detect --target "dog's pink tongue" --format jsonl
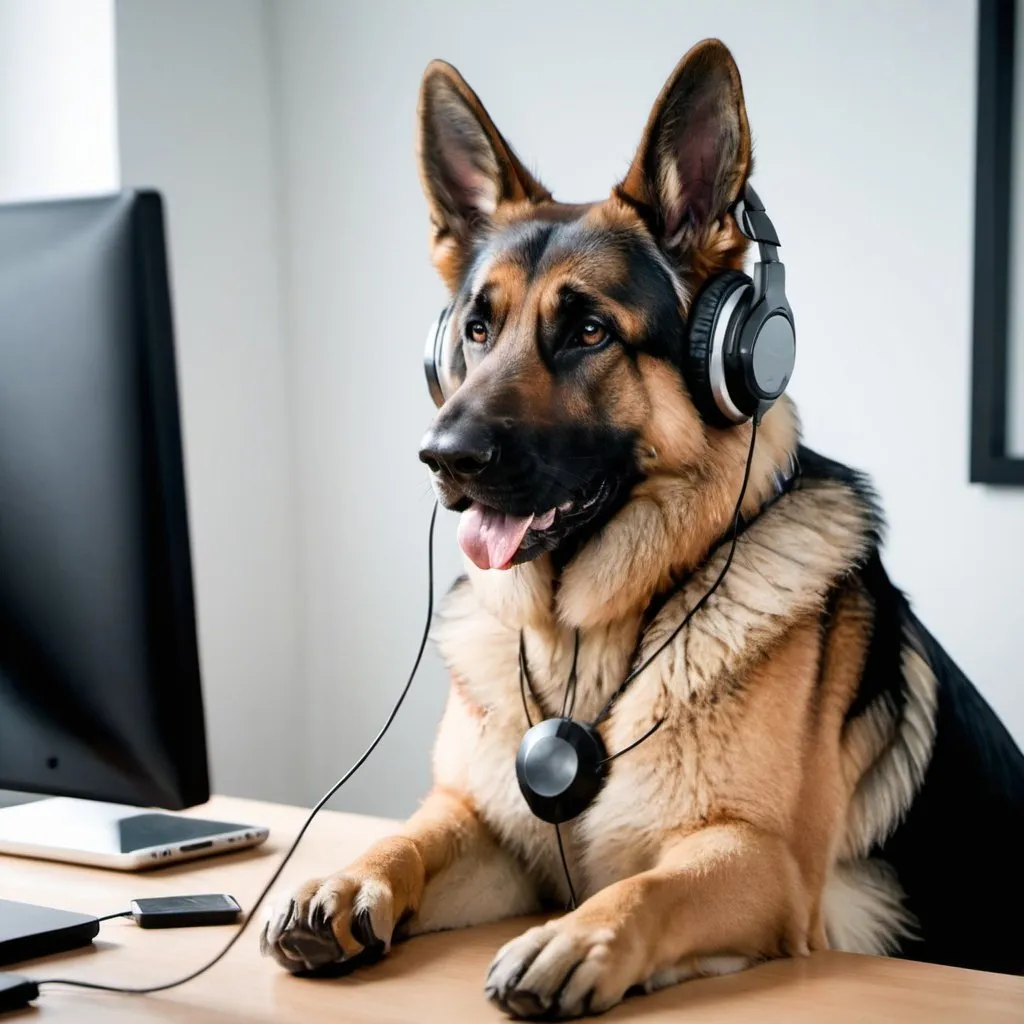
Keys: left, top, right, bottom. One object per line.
{"left": 458, "top": 503, "right": 535, "bottom": 570}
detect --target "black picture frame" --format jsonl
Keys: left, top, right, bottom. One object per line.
{"left": 972, "top": 0, "right": 1024, "bottom": 483}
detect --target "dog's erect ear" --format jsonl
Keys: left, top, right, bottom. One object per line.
{"left": 418, "top": 60, "right": 550, "bottom": 288}
{"left": 617, "top": 40, "right": 751, "bottom": 258}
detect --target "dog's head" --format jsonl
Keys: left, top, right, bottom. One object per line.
{"left": 417, "top": 40, "right": 752, "bottom": 571}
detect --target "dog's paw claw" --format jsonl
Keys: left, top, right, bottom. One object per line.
{"left": 351, "top": 907, "right": 380, "bottom": 950}
{"left": 504, "top": 989, "right": 547, "bottom": 1018}
{"left": 261, "top": 874, "right": 396, "bottom": 975}
{"left": 486, "top": 922, "right": 629, "bottom": 1019}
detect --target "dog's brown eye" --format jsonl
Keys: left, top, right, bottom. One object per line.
{"left": 578, "top": 320, "right": 607, "bottom": 346}
{"left": 467, "top": 321, "right": 488, "bottom": 344}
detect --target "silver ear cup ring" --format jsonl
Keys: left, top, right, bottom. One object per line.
{"left": 423, "top": 306, "right": 452, "bottom": 407}
{"left": 709, "top": 281, "right": 752, "bottom": 424}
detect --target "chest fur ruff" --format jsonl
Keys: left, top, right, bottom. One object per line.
{"left": 432, "top": 475, "right": 873, "bottom": 902}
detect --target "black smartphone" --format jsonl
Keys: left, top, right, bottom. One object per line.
{"left": 129, "top": 894, "right": 242, "bottom": 929}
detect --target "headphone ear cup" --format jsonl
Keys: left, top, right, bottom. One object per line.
{"left": 424, "top": 306, "right": 465, "bottom": 407}
{"left": 424, "top": 319, "right": 445, "bottom": 408}
{"left": 684, "top": 269, "right": 752, "bottom": 427}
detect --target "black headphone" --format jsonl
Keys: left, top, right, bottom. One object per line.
{"left": 423, "top": 182, "right": 795, "bottom": 427}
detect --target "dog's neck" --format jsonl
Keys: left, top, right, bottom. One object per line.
{"left": 463, "top": 398, "right": 802, "bottom": 632}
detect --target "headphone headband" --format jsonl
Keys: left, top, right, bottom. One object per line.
{"left": 733, "top": 185, "right": 779, "bottom": 250}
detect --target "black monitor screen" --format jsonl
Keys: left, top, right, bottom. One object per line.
{"left": 0, "top": 192, "right": 208, "bottom": 809}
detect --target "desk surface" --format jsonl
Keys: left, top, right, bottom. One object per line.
{"left": 0, "top": 796, "right": 1021, "bottom": 1022}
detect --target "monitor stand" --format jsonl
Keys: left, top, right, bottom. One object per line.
{"left": 0, "top": 797, "right": 269, "bottom": 871}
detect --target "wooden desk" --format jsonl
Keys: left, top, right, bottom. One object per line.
{"left": 0, "top": 796, "right": 1021, "bottom": 1021}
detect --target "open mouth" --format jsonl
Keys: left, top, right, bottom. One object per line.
{"left": 456, "top": 481, "right": 612, "bottom": 571}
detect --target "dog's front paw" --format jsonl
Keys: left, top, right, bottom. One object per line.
{"left": 486, "top": 917, "right": 642, "bottom": 1019}
{"left": 259, "top": 872, "right": 396, "bottom": 975}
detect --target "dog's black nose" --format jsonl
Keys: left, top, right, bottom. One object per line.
{"left": 419, "top": 426, "right": 497, "bottom": 482}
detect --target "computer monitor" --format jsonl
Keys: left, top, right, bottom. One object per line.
{"left": 0, "top": 193, "right": 269, "bottom": 878}
{"left": 0, "top": 190, "right": 208, "bottom": 810}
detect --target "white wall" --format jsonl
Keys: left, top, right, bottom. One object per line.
{"left": 270, "top": 0, "right": 1023, "bottom": 819}
{"left": 268, "top": 1, "right": 462, "bottom": 817}
{"left": 115, "top": 0, "right": 305, "bottom": 803}
{"left": 0, "top": 0, "right": 119, "bottom": 201}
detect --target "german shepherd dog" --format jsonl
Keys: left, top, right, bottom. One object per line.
{"left": 262, "top": 40, "right": 1024, "bottom": 1015}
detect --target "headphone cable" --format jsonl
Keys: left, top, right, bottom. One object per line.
{"left": 34, "top": 502, "right": 439, "bottom": 997}
{"left": 554, "top": 824, "right": 578, "bottom": 910}
{"left": 518, "top": 633, "right": 536, "bottom": 729}
{"left": 592, "top": 413, "right": 760, "bottom": 729}
{"left": 534, "top": 416, "right": 761, "bottom": 909}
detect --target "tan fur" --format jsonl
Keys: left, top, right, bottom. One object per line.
{"left": 556, "top": 399, "right": 801, "bottom": 628}
{"left": 822, "top": 859, "right": 917, "bottom": 957}
{"left": 840, "top": 620, "right": 938, "bottom": 859}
